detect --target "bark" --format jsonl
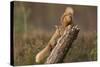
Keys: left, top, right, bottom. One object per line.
{"left": 45, "top": 25, "right": 80, "bottom": 64}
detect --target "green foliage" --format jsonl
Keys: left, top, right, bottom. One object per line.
{"left": 89, "top": 47, "right": 97, "bottom": 60}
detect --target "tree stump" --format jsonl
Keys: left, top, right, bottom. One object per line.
{"left": 45, "top": 25, "right": 80, "bottom": 64}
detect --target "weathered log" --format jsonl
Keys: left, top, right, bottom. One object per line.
{"left": 45, "top": 25, "right": 80, "bottom": 64}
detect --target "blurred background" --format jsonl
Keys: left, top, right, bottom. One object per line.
{"left": 13, "top": 1, "right": 97, "bottom": 65}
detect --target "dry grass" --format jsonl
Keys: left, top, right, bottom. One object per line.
{"left": 14, "top": 28, "right": 97, "bottom": 65}
{"left": 14, "top": 28, "right": 53, "bottom": 65}
{"left": 63, "top": 31, "right": 97, "bottom": 62}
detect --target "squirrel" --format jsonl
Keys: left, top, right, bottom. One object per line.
{"left": 35, "top": 7, "right": 74, "bottom": 63}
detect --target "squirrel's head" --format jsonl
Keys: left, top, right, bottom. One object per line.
{"left": 64, "top": 7, "right": 74, "bottom": 23}
{"left": 65, "top": 7, "right": 74, "bottom": 16}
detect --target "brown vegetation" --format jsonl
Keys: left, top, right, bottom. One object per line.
{"left": 14, "top": 28, "right": 97, "bottom": 65}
